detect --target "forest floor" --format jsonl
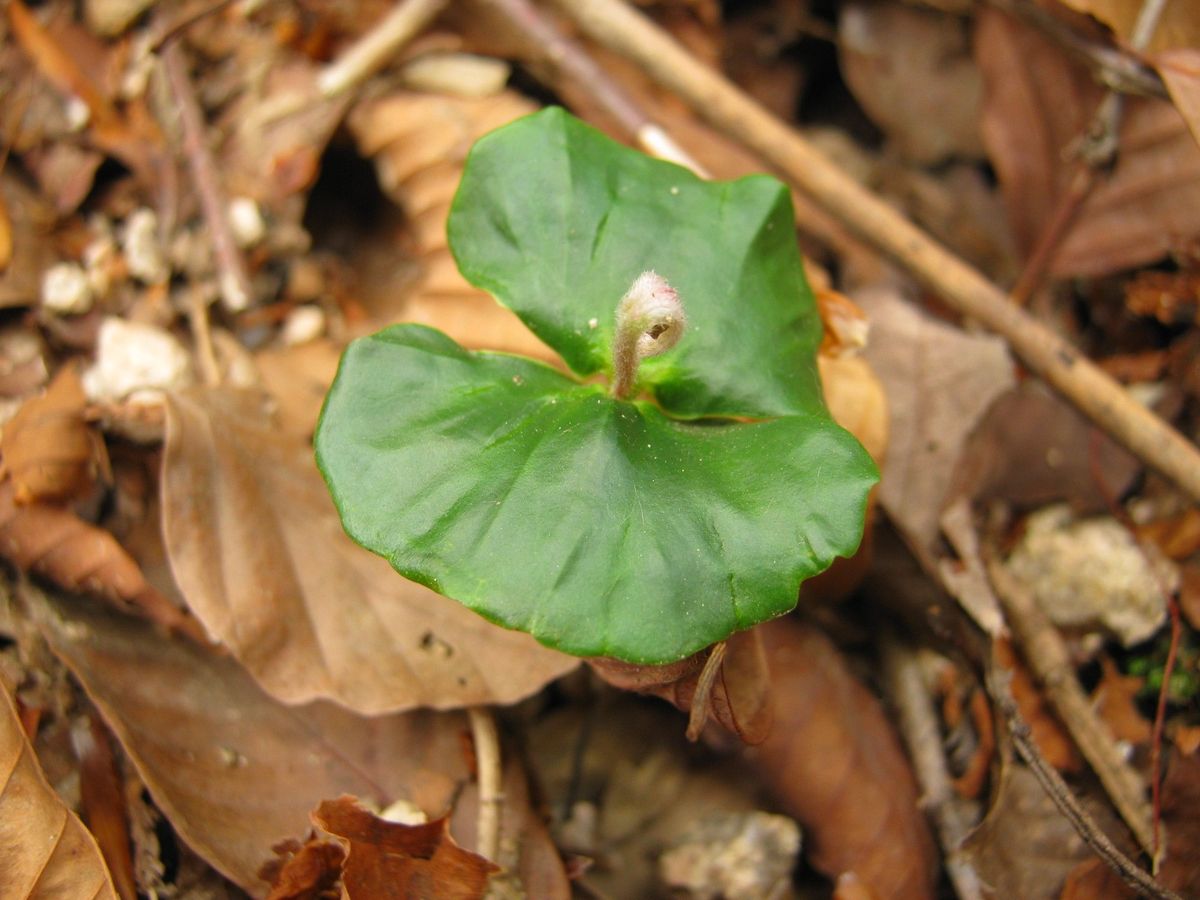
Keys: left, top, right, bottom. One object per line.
{"left": 1, "top": 0, "right": 1199, "bottom": 898}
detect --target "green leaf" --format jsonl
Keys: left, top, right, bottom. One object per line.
{"left": 447, "top": 106, "right": 823, "bottom": 419}
{"left": 316, "top": 108, "right": 879, "bottom": 663}
{"left": 316, "top": 325, "right": 877, "bottom": 663}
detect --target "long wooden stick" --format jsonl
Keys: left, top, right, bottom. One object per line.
{"left": 549, "top": 0, "right": 1200, "bottom": 506}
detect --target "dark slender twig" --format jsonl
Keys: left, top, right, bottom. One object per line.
{"left": 993, "top": 683, "right": 1182, "bottom": 900}
{"left": 160, "top": 39, "right": 254, "bottom": 313}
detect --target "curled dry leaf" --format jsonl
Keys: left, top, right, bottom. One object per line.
{"left": 347, "top": 89, "right": 558, "bottom": 357}
{"left": 161, "top": 387, "right": 577, "bottom": 714}
{"left": 751, "top": 618, "right": 937, "bottom": 900}
{"left": 22, "top": 584, "right": 567, "bottom": 896}
{"left": 260, "top": 835, "right": 345, "bottom": 900}
{"left": 313, "top": 797, "right": 499, "bottom": 900}
{"left": 589, "top": 626, "right": 773, "bottom": 744}
{"left": 976, "top": 8, "right": 1200, "bottom": 277}
{"left": 0, "top": 682, "right": 119, "bottom": 900}
{"left": 0, "top": 363, "right": 108, "bottom": 503}
{"left": 0, "top": 479, "right": 201, "bottom": 639}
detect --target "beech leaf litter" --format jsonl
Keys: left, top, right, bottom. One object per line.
{"left": 0, "top": 0, "right": 1199, "bottom": 897}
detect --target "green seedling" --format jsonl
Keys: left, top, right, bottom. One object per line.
{"left": 315, "top": 108, "right": 878, "bottom": 664}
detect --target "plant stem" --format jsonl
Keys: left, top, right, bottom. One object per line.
{"left": 467, "top": 705, "right": 502, "bottom": 864}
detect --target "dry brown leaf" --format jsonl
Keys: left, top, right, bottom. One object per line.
{"left": 0, "top": 183, "right": 11, "bottom": 272}
{"left": 22, "top": 583, "right": 568, "bottom": 896}
{"left": 1159, "top": 750, "right": 1200, "bottom": 895}
{"left": 838, "top": 0, "right": 985, "bottom": 165}
{"left": 751, "top": 618, "right": 937, "bottom": 900}
{"left": 313, "top": 798, "right": 499, "bottom": 900}
{"left": 161, "top": 387, "right": 577, "bottom": 714}
{"left": 1125, "top": 269, "right": 1200, "bottom": 327}
{"left": 0, "top": 170, "right": 56, "bottom": 309}
{"left": 0, "top": 478, "right": 201, "bottom": 639}
{"left": 1059, "top": 857, "right": 1135, "bottom": 899}
{"left": 1155, "top": 49, "right": 1200, "bottom": 155}
{"left": 962, "top": 763, "right": 1123, "bottom": 900}
{"left": 1, "top": 363, "right": 107, "bottom": 503}
{"left": 857, "top": 284, "right": 1015, "bottom": 553}
{"left": 1091, "top": 657, "right": 1152, "bottom": 748}
{"left": 260, "top": 835, "right": 345, "bottom": 900}
{"left": 76, "top": 710, "right": 137, "bottom": 900}
{"left": 7, "top": 0, "right": 162, "bottom": 188}
{"left": 347, "top": 89, "right": 556, "bottom": 350}
{"left": 215, "top": 61, "right": 350, "bottom": 207}
{"left": 996, "top": 639, "right": 1082, "bottom": 772}
{"left": 1056, "top": 0, "right": 1200, "bottom": 53}
{"left": 589, "top": 626, "right": 773, "bottom": 744}
{"left": 950, "top": 381, "right": 1141, "bottom": 514}
{"left": 253, "top": 338, "right": 343, "bottom": 437}
{"left": 976, "top": 8, "right": 1200, "bottom": 277}
{"left": 0, "top": 680, "right": 119, "bottom": 900}
{"left": 1181, "top": 563, "right": 1200, "bottom": 631}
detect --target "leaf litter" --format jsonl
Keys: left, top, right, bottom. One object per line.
{"left": 1, "top": 0, "right": 1200, "bottom": 897}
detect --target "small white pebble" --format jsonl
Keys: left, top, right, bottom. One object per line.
{"left": 82, "top": 231, "right": 117, "bottom": 299}
{"left": 64, "top": 95, "right": 90, "bottom": 131}
{"left": 280, "top": 305, "right": 326, "bottom": 346}
{"left": 82, "top": 317, "right": 193, "bottom": 402}
{"left": 379, "top": 799, "right": 427, "bottom": 826}
{"left": 227, "top": 196, "right": 266, "bottom": 248}
{"left": 121, "top": 208, "right": 169, "bottom": 285}
{"left": 41, "top": 262, "right": 94, "bottom": 315}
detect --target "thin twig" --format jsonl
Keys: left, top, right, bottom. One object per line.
{"left": 480, "top": 0, "right": 707, "bottom": 174}
{"left": 467, "top": 705, "right": 503, "bottom": 863}
{"left": 548, "top": 0, "right": 1200, "bottom": 506}
{"left": 984, "top": 551, "right": 1156, "bottom": 854}
{"left": 991, "top": 677, "right": 1183, "bottom": 900}
{"left": 878, "top": 629, "right": 985, "bottom": 900}
{"left": 160, "top": 40, "right": 253, "bottom": 313}
{"left": 317, "top": 0, "right": 449, "bottom": 99}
